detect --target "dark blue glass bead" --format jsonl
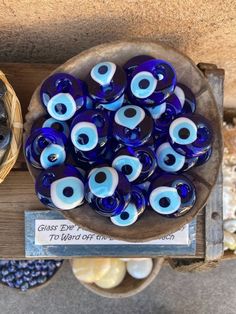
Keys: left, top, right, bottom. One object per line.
{"left": 123, "top": 55, "right": 155, "bottom": 77}
{"left": 128, "top": 59, "right": 176, "bottom": 107}
{"left": 31, "top": 270, "right": 41, "bottom": 277}
{"left": 86, "top": 61, "right": 127, "bottom": 104}
{"left": 31, "top": 115, "right": 70, "bottom": 139}
{"left": 20, "top": 282, "right": 29, "bottom": 292}
{"left": 0, "top": 125, "right": 11, "bottom": 150}
{"left": 195, "top": 147, "right": 212, "bottom": 166}
{"left": 23, "top": 275, "right": 32, "bottom": 282}
{"left": 40, "top": 73, "right": 87, "bottom": 113}
{"left": 0, "top": 261, "right": 8, "bottom": 266}
{"left": 7, "top": 281, "right": 15, "bottom": 288}
{"left": 15, "top": 270, "right": 24, "bottom": 279}
{"left": 148, "top": 174, "right": 196, "bottom": 217}
{"left": 35, "top": 165, "right": 85, "bottom": 210}
{"left": 8, "top": 265, "right": 16, "bottom": 273}
{"left": 0, "top": 99, "right": 7, "bottom": 122}
{"left": 181, "top": 156, "right": 198, "bottom": 172}
{"left": 156, "top": 141, "right": 186, "bottom": 173}
{"left": 85, "top": 166, "right": 131, "bottom": 217}
{"left": 23, "top": 269, "right": 31, "bottom": 276}
{"left": 18, "top": 261, "right": 29, "bottom": 269}
{"left": 154, "top": 94, "right": 182, "bottom": 133}
{"left": 113, "top": 105, "right": 153, "bottom": 147}
{"left": 112, "top": 146, "right": 157, "bottom": 184}
{"left": 169, "top": 114, "right": 213, "bottom": 158}
{"left": 111, "top": 186, "right": 146, "bottom": 227}
{"left": 41, "top": 270, "right": 48, "bottom": 276}
{"left": 55, "top": 261, "right": 62, "bottom": 267}
{"left": 37, "top": 276, "right": 47, "bottom": 284}
{"left": 48, "top": 261, "right": 56, "bottom": 271}
{"left": 25, "top": 127, "right": 66, "bottom": 169}
{"left": 96, "top": 94, "right": 125, "bottom": 111}
{"left": 70, "top": 109, "right": 110, "bottom": 160}
{"left": 174, "top": 83, "right": 196, "bottom": 113}
{"left": 1, "top": 267, "right": 9, "bottom": 276}
{"left": 29, "top": 279, "right": 38, "bottom": 287}
{"left": 5, "top": 274, "right": 15, "bottom": 282}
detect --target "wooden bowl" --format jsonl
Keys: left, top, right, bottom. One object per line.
{"left": 78, "top": 258, "right": 164, "bottom": 299}
{"left": 0, "top": 71, "right": 23, "bottom": 183}
{"left": 24, "top": 41, "right": 223, "bottom": 242}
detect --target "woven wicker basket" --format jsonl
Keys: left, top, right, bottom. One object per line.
{"left": 0, "top": 71, "right": 23, "bottom": 183}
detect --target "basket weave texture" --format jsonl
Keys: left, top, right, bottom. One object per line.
{"left": 0, "top": 70, "right": 23, "bottom": 183}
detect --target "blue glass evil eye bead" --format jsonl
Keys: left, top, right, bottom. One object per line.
{"left": 40, "top": 72, "right": 87, "bottom": 109}
{"left": 148, "top": 174, "right": 196, "bottom": 217}
{"left": 195, "top": 146, "right": 212, "bottom": 167}
{"left": 112, "top": 146, "right": 157, "bottom": 184}
{"left": 31, "top": 115, "right": 70, "bottom": 138}
{"left": 35, "top": 165, "right": 85, "bottom": 210}
{"left": 111, "top": 186, "right": 146, "bottom": 227}
{"left": 154, "top": 94, "right": 182, "bottom": 133}
{"left": 25, "top": 128, "right": 66, "bottom": 169}
{"left": 174, "top": 83, "right": 196, "bottom": 113}
{"left": 169, "top": 114, "right": 213, "bottom": 158}
{"left": 123, "top": 55, "right": 155, "bottom": 77}
{"left": 129, "top": 59, "right": 176, "bottom": 107}
{"left": 156, "top": 142, "right": 185, "bottom": 173}
{"left": 113, "top": 105, "right": 153, "bottom": 147}
{"left": 86, "top": 61, "right": 127, "bottom": 104}
{"left": 85, "top": 166, "right": 131, "bottom": 217}
{"left": 70, "top": 109, "right": 110, "bottom": 160}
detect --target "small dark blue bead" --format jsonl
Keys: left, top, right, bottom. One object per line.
{"left": 15, "top": 270, "right": 23, "bottom": 279}
{"left": 20, "top": 282, "right": 29, "bottom": 292}
{"left": 37, "top": 276, "right": 47, "bottom": 284}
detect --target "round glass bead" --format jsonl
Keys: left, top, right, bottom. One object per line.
{"left": 110, "top": 186, "right": 146, "bottom": 227}
{"left": 174, "top": 83, "right": 196, "bottom": 113}
{"left": 85, "top": 166, "right": 131, "bottom": 217}
{"left": 0, "top": 99, "right": 7, "bottom": 122}
{"left": 123, "top": 55, "right": 155, "bottom": 77}
{"left": 70, "top": 109, "right": 110, "bottom": 160}
{"left": 169, "top": 114, "right": 213, "bottom": 157}
{"left": 25, "top": 127, "right": 66, "bottom": 169}
{"left": 31, "top": 115, "right": 70, "bottom": 139}
{"left": 35, "top": 165, "right": 85, "bottom": 210}
{"left": 113, "top": 105, "right": 153, "bottom": 147}
{"left": 148, "top": 174, "right": 196, "bottom": 217}
{"left": 0, "top": 125, "right": 11, "bottom": 150}
{"left": 153, "top": 94, "right": 182, "bottom": 133}
{"left": 40, "top": 72, "right": 87, "bottom": 111}
{"left": 112, "top": 146, "right": 157, "bottom": 184}
{"left": 128, "top": 59, "right": 176, "bottom": 107}
{"left": 86, "top": 61, "right": 127, "bottom": 104}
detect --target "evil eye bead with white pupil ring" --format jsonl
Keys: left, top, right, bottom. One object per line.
{"left": 70, "top": 109, "right": 109, "bottom": 156}
{"left": 148, "top": 174, "right": 196, "bottom": 216}
{"left": 85, "top": 166, "right": 131, "bottom": 217}
{"left": 112, "top": 146, "right": 157, "bottom": 184}
{"left": 35, "top": 165, "right": 85, "bottom": 210}
{"left": 86, "top": 61, "right": 127, "bottom": 104}
{"left": 153, "top": 94, "right": 182, "bottom": 133}
{"left": 31, "top": 115, "right": 70, "bottom": 138}
{"left": 40, "top": 72, "right": 87, "bottom": 111}
{"left": 113, "top": 105, "right": 153, "bottom": 147}
{"left": 169, "top": 114, "right": 213, "bottom": 158}
{"left": 111, "top": 186, "right": 146, "bottom": 227}
{"left": 156, "top": 142, "right": 185, "bottom": 173}
{"left": 25, "top": 128, "right": 67, "bottom": 169}
{"left": 174, "top": 83, "right": 196, "bottom": 114}
{"left": 123, "top": 55, "right": 155, "bottom": 77}
{"left": 129, "top": 59, "right": 176, "bottom": 107}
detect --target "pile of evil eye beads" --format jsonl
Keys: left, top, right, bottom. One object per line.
{"left": 0, "top": 260, "right": 63, "bottom": 291}
{"left": 25, "top": 55, "right": 213, "bottom": 226}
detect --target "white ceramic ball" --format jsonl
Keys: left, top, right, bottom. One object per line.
{"left": 127, "top": 258, "right": 153, "bottom": 279}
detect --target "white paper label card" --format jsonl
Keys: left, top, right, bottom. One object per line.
{"left": 25, "top": 211, "right": 196, "bottom": 257}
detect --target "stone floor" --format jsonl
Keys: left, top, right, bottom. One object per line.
{"left": 0, "top": 259, "right": 235, "bottom": 314}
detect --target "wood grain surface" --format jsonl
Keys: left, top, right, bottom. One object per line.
{"left": 0, "top": 62, "right": 205, "bottom": 259}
